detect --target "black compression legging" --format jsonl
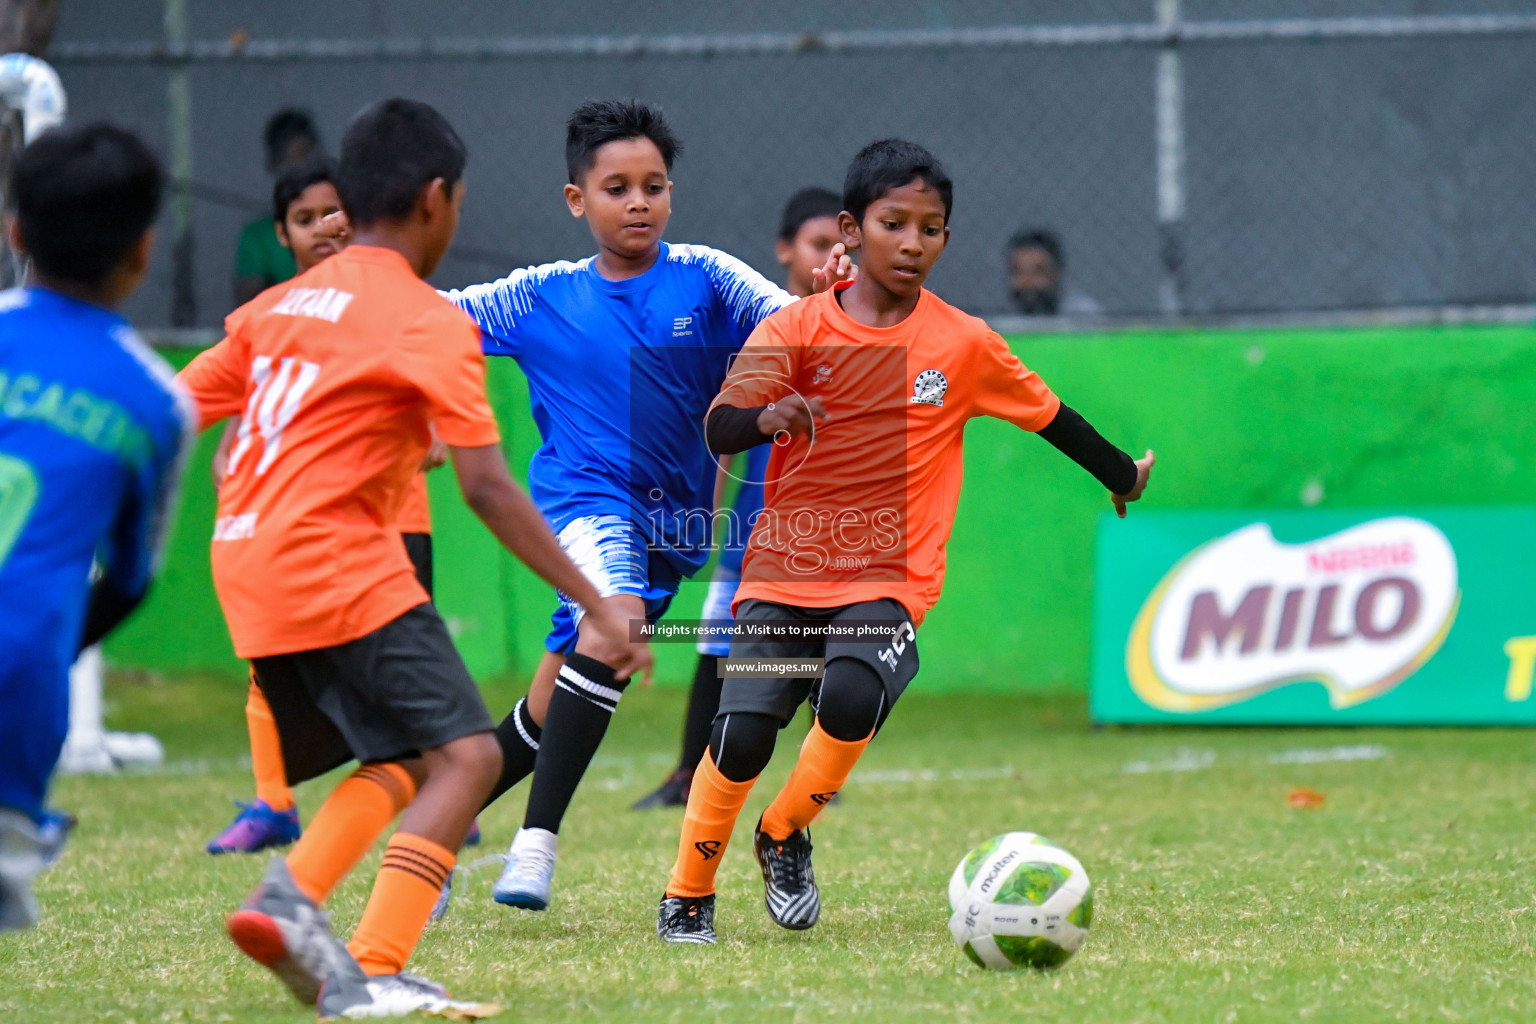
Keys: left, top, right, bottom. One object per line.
{"left": 710, "top": 657, "right": 890, "bottom": 783}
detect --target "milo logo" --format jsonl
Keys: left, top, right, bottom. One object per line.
{"left": 1127, "top": 518, "right": 1460, "bottom": 711}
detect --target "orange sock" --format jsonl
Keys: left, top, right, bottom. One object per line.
{"left": 246, "top": 678, "right": 294, "bottom": 812}
{"left": 348, "top": 832, "right": 456, "bottom": 976}
{"left": 666, "top": 753, "right": 756, "bottom": 898}
{"left": 285, "top": 763, "right": 416, "bottom": 905}
{"left": 760, "top": 722, "right": 869, "bottom": 841}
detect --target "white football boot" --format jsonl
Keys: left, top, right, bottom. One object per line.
{"left": 490, "top": 827, "right": 557, "bottom": 910}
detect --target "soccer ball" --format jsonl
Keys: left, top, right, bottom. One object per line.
{"left": 947, "top": 832, "right": 1092, "bottom": 970}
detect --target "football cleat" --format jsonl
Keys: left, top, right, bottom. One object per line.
{"left": 35, "top": 809, "right": 76, "bottom": 868}
{"left": 0, "top": 808, "right": 49, "bottom": 932}
{"left": 318, "top": 950, "right": 500, "bottom": 1020}
{"left": 428, "top": 872, "right": 454, "bottom": 924}
{"left": 631, "top": 769, "right": 692, "bottom": 810}
{"left": 656, "top": 893, "right": 717, "bottom": 944}
{"left": 225, "top": 856, "right": 345, "bottom": 1005}
{"left": 753, "top": 817, "right": 820, "bottom": 930}
{"left": 491, "top": 827, "right": 557, "bottom": 910}
{"left": 207, "top": 799, "right": 302, "bottom": 855}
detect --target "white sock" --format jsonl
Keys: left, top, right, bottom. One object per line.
{"left": 511, "top": 827, "right": 558, "bottom": 858}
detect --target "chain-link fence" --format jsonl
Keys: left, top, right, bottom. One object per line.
{"left": 45, "top": 0, "right": 1536, "bottom": 331}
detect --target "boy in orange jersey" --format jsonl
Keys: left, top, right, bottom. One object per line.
{"left": 179, "top": 98, "right": 649, "bottom": 1017}
{"left": 633, "top": 186, "right": 845, "bottom": 811}
{"left": 657, "top": 139, "right": 1152, "bottom": 943}
{"left": 203, "top": 156, "right": 478, "bottom": 859}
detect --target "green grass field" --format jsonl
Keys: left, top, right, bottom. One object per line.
{"left": 5, "top": 670, "right": 1536, "bottom": 1023}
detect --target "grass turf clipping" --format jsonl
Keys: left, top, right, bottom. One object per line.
{"left": 4, "top": 670, "right": 1535, "bottom": 1022}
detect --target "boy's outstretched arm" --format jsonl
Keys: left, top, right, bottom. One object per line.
{"left": 1036, "top": 404, "right": 1154, "bottom": 518}
{"left": 449, "top": 443, "right": 653, "bottom": 681}
{"left": 704, "top": 395, "right": 827, "bottom": 455}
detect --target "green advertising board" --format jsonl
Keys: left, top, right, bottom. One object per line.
{"left": 1090, "top": 508, "right": 1536, "bottom": 724}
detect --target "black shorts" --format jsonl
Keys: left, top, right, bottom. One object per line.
{"left": 402, "top": 532, "right": 433, "bottom": 599}
{"left": 716, "top": 598, "right": 920, "bottom": 727}
{"left": 251, "top": 602, "right": 492, "bottom": 785}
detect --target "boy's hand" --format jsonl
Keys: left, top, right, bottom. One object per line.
{"left": 582, "top": 599, "right": 654, "bottom": 684}
{"left": 420, "top": 423, "right": 449, "bottom": 472}
{"left": 757, "top": 394, "right": 827, "bottom": 441}
{"left": 316, "top": 210, "right": 352, "bottom": 241}
{"left": 1112, "top": 450, "right": 1155, "bottom": 519}
{"left": 211, "top": 418, "right": 239, "bottom": 487}
{"left": 810, "top": 242, "right": 857, "bottom": 294}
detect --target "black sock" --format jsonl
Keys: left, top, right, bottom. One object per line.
{"left": 678, "top": 655, "right": 724, "bottom": 774}
{"left": 482, "top": 697, "right": 541, "bottom": 812}
{"left": 523, "top": 652, "right": 629, "bottom": 834}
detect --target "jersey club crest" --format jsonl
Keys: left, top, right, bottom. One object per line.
{"left": 910, "top": 368, "right": 948, "bottom": 407}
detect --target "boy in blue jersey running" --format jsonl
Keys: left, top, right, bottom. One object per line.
{"left": 633, "top": 186, "right": 844, "bottom": 810}
{"left": 441, "top": 101, "right": 852, "bottom": 910}
{"left": 0, "top": 123, "right": 194, "bottom": 932}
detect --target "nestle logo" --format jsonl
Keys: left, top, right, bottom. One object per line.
{"left": 1307, "top": 542, "right": 1415, "bottom": 575}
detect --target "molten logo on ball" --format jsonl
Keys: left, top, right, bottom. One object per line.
{"left": 1127, "top": 517, "right": 1460, "bottom": 711}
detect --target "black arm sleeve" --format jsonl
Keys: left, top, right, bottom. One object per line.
{"left": 78, "top": 579, "right": 146, "bottom": 652}
{"left": 705, "top": 403, "right": 774, "bottom": 455}
{"left": 1036, "top": 403, "right": 1139, "bottom": 495}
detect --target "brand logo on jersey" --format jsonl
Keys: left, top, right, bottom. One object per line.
{"left": 672, "top": 316, "right": 694, "bottom": 337}
{"left": 270, "top": 287, "right": 355, "bottom": 324}
{"left": 694, "top": 840, "right": 722, "bottom": 861}
{"left": 813, "top": 363, "right": 833, "bottom": 385}
{"left": 1127, "top": 518, "right": 1460, "bottom": 712}
{"left": 810, "top": 791, "right": 838, "bottom": 806}
{"left": 910, "top": 368, "right": 947, "bottom": 406}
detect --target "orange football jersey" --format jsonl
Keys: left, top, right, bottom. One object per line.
{"left": 177, "top": 245, "right": 498, "bottom": 657}
{"left": 716, "top": 283, "right": 1059, "bottom": 626}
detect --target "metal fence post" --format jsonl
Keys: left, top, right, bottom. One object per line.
{"left": 164, "top": 0, "right": 195, "bottom": 326}
{"left": 1155, "top": 0, "right": 1185, "bottom": 317}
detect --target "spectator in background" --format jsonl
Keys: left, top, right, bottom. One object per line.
{"left": 1008, "top": 227, "right": 1101, "bottom": 316}
{"left": 232, "top": 108, "right": 321, "bottom": 307}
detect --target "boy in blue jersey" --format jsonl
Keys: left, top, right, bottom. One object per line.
{"left": 0, "top": 123, "right": 193, "bottom": 932}
{"left": 633, "top": 186, "right": 844, "bottom": 810}
{"left": 441, "top": 101, "right": 852, "bottom": 910}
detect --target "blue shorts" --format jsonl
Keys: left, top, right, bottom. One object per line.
{"left": 0, "top": 640, "right": 68, "bottom": 823}
{"left": 717, "top": 445, "right": 770, "bottom": 578}
{"left": 695, "top": 568, "right": 740, "bottom": 657}
{"left": 544, "top": 514, "right": 680, "bottom": 655}
{"left": 694, "top": 445, "right": 769, "bottom": 657}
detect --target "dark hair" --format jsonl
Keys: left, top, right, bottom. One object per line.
{"left": 565, "top": 99, "right": 682, "bottom": 184}
{"left": 12, "top": 122, "right": 162, "bottom": 286}
{"left": 842, "top": 138, "right": 953, "bottom": 226}
{"left": 777, "top": 187, "right": 842, "bottom": 242}
{"left": 272, "top": 155, "right": 338, "bottom": 224}
{"left": 336, "top": 98, "right": 467, "bottom": 227}
{"left": 263, "top": 107, "right": 320, "bottom": 168}
{"left": 1008, "top": 228, "right": 1064, "bottom": 267}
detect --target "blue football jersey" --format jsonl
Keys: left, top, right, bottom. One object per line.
{"left": 0, "top": 287, "right": 194, "bottom": 683}
{"left": 444, "top": 242, "right": 793, "bottom": 576}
